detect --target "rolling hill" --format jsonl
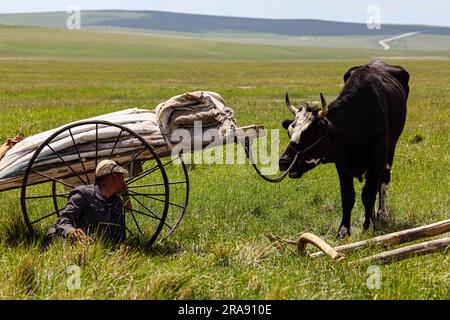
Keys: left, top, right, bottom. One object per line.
{"left": 1, "top": 10, "right": 450, "bottom": 36}
{"left": 1, "top": 25, "right": 449, "bottom": 61}
{"left": 1, "top": 10, "right": 450, "bottom": 51}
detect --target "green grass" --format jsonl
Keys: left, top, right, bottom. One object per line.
{"left": 0, "top": 27, "right": 448, "bottom": 299}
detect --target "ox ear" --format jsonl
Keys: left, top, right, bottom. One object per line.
{"left": 317, "top": 118, "right": 330, "bottom": 134}
{"left": 282, "top": 119, "right": 293, "bottom": 129}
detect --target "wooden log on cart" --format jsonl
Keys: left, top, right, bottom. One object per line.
{"left": 310, "top": 219, "right": 450, "bottom": 258}
{"left": 351, "top": 236, "right": 450, "bottom": 264}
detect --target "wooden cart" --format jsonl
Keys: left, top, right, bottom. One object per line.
{"left": 0, "top": 120, "right": 263, "bottom": 247}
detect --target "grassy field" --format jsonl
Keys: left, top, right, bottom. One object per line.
{"left": 0, "top": 26, "right": 448, "bottom": 299}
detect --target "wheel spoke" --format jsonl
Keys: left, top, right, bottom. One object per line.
{"left": 124, "top": 147, "right": 147, "bottom": 169}
{"left": 127, "top": 208, "right": 143, "bottom": 235}
{"left": 127, "top": 181, "right": 186, "bottom": 189}
{"left": 108, "top": 129, "right": 124, "bottom": 159}
{"left": 25, "top": 193, "right": 70, "bottom": 200}
{"left": 126, "top": 155, "right": 181, "bottom": 185}
{"left": 126, "top": 207, "right": 171, "bottom": 230}
{"left": 127, "top": 207, "right": 159, "bottom": 220}
{"left": 125, "top": 163, "right": 159, "bottom": 185}
{"left": 32, "top": 171, "right": 75, "bottom": 189}
{"left": 121, "top": 192, "right": 166, "bottom": 197}
{"left": 124, "top": 224, "right": 135, "bottom": 237}
{"left": 131, "top": 192, "right": 172, "bottom": 229}
{"left": 162, "top": 222, "right": 174, "bottom": 230}
{"left": 31, "top": 206, "right": 66, "bottom": 225}
{"left": 69, "top": 129, "right": 91, "bottom": 184}
{"left": 95, "top": 123, "right": 99, "bottom": 168}
{"left": 46, "top": 144, "right": 86, "bottom": 185}
{"left": 128, "top": 189, "right": 184, "bottom": 209}
{"left": 128, "top": 193, "right": 162, "bottom": 220}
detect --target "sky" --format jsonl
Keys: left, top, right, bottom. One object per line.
{"left": 0, "top": 0, "right": 449, "bottom": 27}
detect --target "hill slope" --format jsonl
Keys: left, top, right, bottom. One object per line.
{"left": 1, "top": 25, "right": 448, "bottom": 61}
{"left": 1, "top": 10, "right": 450, "bottom": 36}
{"left": 2, "top": 11, "right": 450, "bottom": 51}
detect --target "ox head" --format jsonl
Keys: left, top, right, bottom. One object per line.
{"left": 279, "top": 93, "right": 331, "bottom": 178}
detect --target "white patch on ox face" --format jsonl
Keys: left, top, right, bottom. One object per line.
{"left": 288, "top": 110, "right": 315, "bottom": 144}
{"left": 305, "top": 158, "right": 325, "bottom": 166}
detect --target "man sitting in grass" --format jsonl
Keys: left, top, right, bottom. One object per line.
{"left": 44, "top": 160, "right": 128, "bottom": 248}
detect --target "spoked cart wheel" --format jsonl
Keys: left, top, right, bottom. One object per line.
{"left": 122, "top": 151, "right": 189, "bottom": 243}
{"left": 151, "top": 153, "right": 189, "bottom": 242}
{"left": 20, "top": 120, "right": 189, "bottom": 247}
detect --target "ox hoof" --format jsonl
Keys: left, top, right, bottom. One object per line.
{"left": 363, "top": 220, "right": 375, "bottom": 231}
{"left": 363, "top": 216, "right": 378, "bottom": 232}
{"left": 337, "top": 226, "right": 350, "bottom": 240}
{"left": 376, "top": 209, "right": 390, "bottom": 224}
{"left": 363, "top": 221, "right": 369, "bottom": 230}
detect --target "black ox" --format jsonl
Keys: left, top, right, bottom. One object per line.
{"left": 279, "top": 59, "right": 409, "bottom": 239}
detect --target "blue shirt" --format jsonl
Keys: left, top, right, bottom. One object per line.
{"left": 45, "top": 184, "right": 125, "bottom": 245}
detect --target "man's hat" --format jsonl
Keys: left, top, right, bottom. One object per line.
{"left": 95, "top": 160, "right": 128, "bottom": 178}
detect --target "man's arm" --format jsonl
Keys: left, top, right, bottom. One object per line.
{"left": 54, "top": 189, "right": 85, "bottom": 238}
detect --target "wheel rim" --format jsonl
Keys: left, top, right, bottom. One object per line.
{"left": 156, "top": 154, "right": 190, "bottom": 242}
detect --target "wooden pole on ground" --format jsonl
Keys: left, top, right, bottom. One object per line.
{"left": 310, "top": 219, "right": 450, "bottom": 258}
{"left": 267, "top": 232, "right": 343, "bottom": 260}
{"left": 351, "top": 236, "right": 450, "bottom": 264}
{"left": 297, "top": 233, "right": 344, "bottom": 260}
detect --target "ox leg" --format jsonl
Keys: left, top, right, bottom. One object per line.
{"left": 336, "top": 165, "right": 355, "bottom": 239}
{"left": 376, "top": 145, "right": 396, "bottom": 223}
{"left": 362, "top": 151, "right": 386, "bottom": 231}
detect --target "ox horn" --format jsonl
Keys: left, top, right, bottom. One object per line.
{"left": 318, "top": 92, "right": 328, "bottom": 118}
{"left": 285, "top": 92, "right": 299, "bottom": 115}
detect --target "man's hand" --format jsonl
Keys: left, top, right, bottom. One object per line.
{"left": 69, "top": 228, "right": 86, "bottom": 241}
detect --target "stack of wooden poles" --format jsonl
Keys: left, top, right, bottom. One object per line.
{"left": 268, "top": 219, "right": 450, "bottom": 264}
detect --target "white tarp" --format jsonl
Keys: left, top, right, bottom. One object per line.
{"left": 0, "top": 109, "right": 161, "bottom": 178}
